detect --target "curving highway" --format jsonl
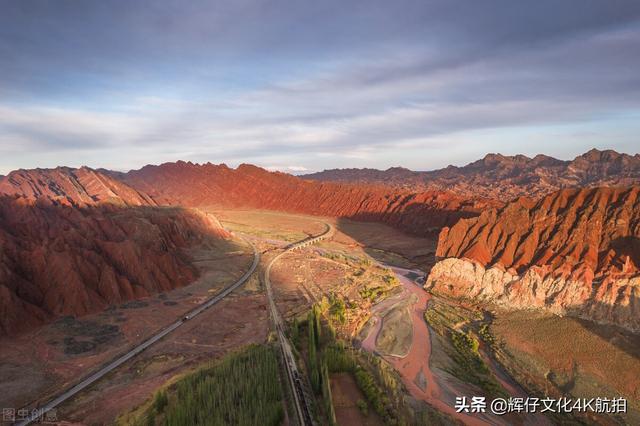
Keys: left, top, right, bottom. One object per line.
{"left": 263, "top": 223, "right": 333, "bottom": 426}
{"left": 16, "top": 236, "right": 260, "bottom": 426}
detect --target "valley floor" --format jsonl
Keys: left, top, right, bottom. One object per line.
{"left": 0, "top": 232, "right": 263, "bottom": 424}
{"left": 2, "top": 209, "right": 638, "bottom": 425}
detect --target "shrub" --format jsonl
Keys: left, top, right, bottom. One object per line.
{"left": 448, "top": 330, "right": 506, "bottom": 398}
{"left": 153, "top": 390, "right": 168, "bottom": 413}
{"left": 328, "top": 294, "right": 347, "bottom": 324}
{"left": 356, "top": 399, "right": 369, "bottom": 416}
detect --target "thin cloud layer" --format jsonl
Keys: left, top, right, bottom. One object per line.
{"left": 1, "top": 1, "right": 639, "bottom": 174}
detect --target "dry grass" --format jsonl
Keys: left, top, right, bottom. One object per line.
{"left": 492, "top": 310, "right": 640, "bottom": 419}
{"left": 212, "top": 209, "right": 327, "bottom": 242}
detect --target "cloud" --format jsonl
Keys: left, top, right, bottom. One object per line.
{"left": 0, "top": 1, "right": 639, "bottom": 174}
{"left": 265, "top": 165, "right": 309, "bottom": 173}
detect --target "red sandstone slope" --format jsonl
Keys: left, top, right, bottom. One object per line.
{"left": 427, "top": 186, "right": 640, "bottom": 330}
{"left": 0, "top": 166, "right": 156, "bottom": 206}
{"left": 0, "top": 167, "right": 232, "bottom": 335}
{"left": 304, "top": 149, "right": 640, "bottom": 199}
{"left": 436, "top": 187, "right": 640, "bottom": 277}
{"left": 122, "top": 161, "right": 490, "bottom": 235}
{"left": 0, "top": 196, "right": 230, "bottom": 335}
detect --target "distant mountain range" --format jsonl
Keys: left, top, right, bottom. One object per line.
{"left": 303, "top": 149, "right": 640, "bottom": 199}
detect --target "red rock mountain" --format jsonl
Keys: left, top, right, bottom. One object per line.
{"left": 0, "top": 168, "right": 230, "bottom": 335}
{"left": 4, "top": 155, "right": 639, "bottom": 334}
{"left": 0, "top": 166, "right": 155, "bottom": 206}
{"left": 426, "top": 186, "right": 640, "bottom": 331}
{"left": 304, "top": 149, "right": 640, "bottom": 200}
{"left": 0, "top": 163, "right": 486, "bottom": 335}
{"left": 121, "top": 161, "right": 490, "bottom": 235}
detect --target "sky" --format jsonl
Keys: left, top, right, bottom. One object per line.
{"left": 1, "top": 0, "right": 639, "bottom": 175}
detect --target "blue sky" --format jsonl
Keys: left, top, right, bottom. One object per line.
{"left": 1, "top": 0, "right": 639, "bottom": 175}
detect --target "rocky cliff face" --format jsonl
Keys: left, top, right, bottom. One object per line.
{"left": 0, "top": 166, "right": 156, "bottom": 206}
{"left": 0, "top": 167, "right": 231, "bottom": 336}
{"left": 6, "top": 160, "right": 638, "bottom": 334}
{"left": 426, "top": 186, "right": 640, "bottom": 331}
{"left": 304, "top": 149, "right": 640, "bottom": 200}
{"left": 122, "top": 161, "right": 489, "bottom": 236}
{"left": 0, "top": 163, "right": 483, "bottom": 335}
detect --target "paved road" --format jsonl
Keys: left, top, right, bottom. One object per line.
{"left": 16, "top": 236, "right": 260, "bottom": 426}
{"left": 263, "top": 223, "right": 333, "bottom": 426}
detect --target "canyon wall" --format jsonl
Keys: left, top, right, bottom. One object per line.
{"left": 426, "top": 186, "right": 640, "bottom": 331}
{"left": 121, "top": 161, "right": 490, "bottom": 235}
{"left": 4, "top": 162, "right": 638, "bottom": 334}
{"left": 0, "top": 168, "right": 231, "bottom": 335}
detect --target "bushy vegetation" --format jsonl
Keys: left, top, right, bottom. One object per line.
{"left": 328, "top": 293, "right": 347, "bottom": 324}
{"left": 449, "top": 330, "right": 491, "bottom": 382}
{"left": 356, "top": 399, "right": 368, "bottom": 416}
{"left": 359, "top": 285, "right": 388, "bottom": 303}
{"left": 354, "top": 366, "right": 391, "bottom": 417}
{"left": 353, "top": 267, "right": 365, "bottom": 277}
{"left": 357, "top": 267, "right": 399, "bottom": 303}
{"left": 324, "top": 342, "right": 357, "bottom": 373}
{"left": 424, "top": 299, "right": 507, "bottom": 399}
{"left": 320, "top": 251, "right": 370, "bottom": 267}
{"left": 331, "top": 346, "right": 399, "bottom": 424}
{"left": 153, "top": 391, "right": 168, "bottom": 413}
{"left": 299, "top": 305, "right": 336, "bottom": 424}
{"left": 320, "top": 250, "right": 400, "bottom": 309}
{"left": 382, "top": 272, "right": 398, "bottom": 285}
{"left": 295, "top": 305, "right": 400, "bottom": 425}
{"left": 141, "top": 345, "right": 283, "bottom": 426}
{"left": 289, "top": 302, "right": 457, "bottom": 426}
{"left": 478, "top": 323, "right": 495, "bottom": 346}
